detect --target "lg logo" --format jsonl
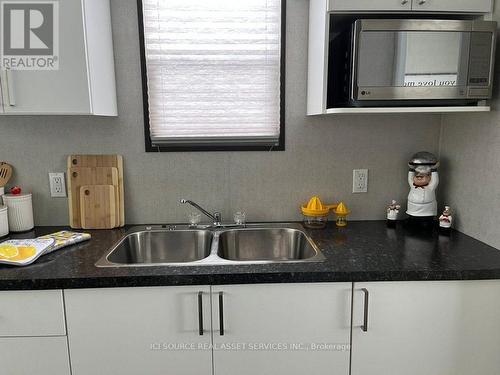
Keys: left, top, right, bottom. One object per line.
{"left": 1, "top": 1, "right": 59, "bottom": 70}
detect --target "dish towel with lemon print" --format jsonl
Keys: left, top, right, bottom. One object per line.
{"left": 0, "top": 231, "right": 91, "bottom": 266}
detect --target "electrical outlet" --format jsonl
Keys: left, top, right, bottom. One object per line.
{"left": 49, "top": 173, "right": 67, "bottom": 198}
{"left": 353, "top": 169, "right": 368, "bottom": 193}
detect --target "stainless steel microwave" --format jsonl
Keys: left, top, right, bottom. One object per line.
{"left": 327, "top": 19, "right": 497, "bottom": 108}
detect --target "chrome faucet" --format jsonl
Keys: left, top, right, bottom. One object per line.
{"left": 180, "top": 199, "right": 222, "bottom": 227}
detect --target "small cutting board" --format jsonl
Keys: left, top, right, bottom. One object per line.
{"left": 79, "top": 185, "right": 116, "bottom": 230}
{"left": 68, "top": 167, "right": 119, "bottom": 228}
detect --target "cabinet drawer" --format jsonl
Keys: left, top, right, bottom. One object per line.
{"left": 0, "top": 290, "right": 66, "bottom": 336}
{"left": 0, "top": 336, "right": 70, "bottom": 375}
{"left": 329, "top": 0, "right": 411, "bottom": 12}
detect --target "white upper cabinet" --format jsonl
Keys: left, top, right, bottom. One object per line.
{"left": 351, "top": 281, "right": 500, "bottom": 375}
{"left": 412, "top": 0, "right": 493, "bottom": 13}
{"left": 212, "top": 283, "right": 352, "bottom": 375}
{"left": 0, "top": 0, "right": 117, "bottom": 116}
{"left": 329, "top": 0, "right": 411, "bottom": 12}
{"left": 328, "top": 0, "right": 493, "bottom": 12}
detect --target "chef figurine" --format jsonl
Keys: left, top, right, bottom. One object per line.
{"left": 407, "top": 152, "right": 439, "bottom": 225}
{"left": 439, "top": 206, "right": 453, "bottom": 233}
{"left": 387, "top": 200, "right": 401, "bottom": 228}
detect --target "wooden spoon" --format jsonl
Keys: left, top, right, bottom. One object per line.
{"left": 0, "top": 163, "right": 13, "bottom": 187}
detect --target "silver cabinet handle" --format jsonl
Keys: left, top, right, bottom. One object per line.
{"left": 219, "top": 292, "right": 224, "bottom": 336}
{"left": 198, "top": 291, "right": 204, "bottom": 336}
{"left": 361, "top": 288, "right": 369, "bottom": 332}
{"left": 401, "top": 0, "right": 408, "bottom": 4}
{"left": 5, "top": 69, "right": 15, "bottom": 106}
{"left": 418, "top": 0, "right": 426, "bottom": 4}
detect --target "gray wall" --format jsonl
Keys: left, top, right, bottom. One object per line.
{"left": 440, "top": 4, "right": 500, "bottom": 249}
{"left": 0, "top": 0, "right": 441, "bottom": 226}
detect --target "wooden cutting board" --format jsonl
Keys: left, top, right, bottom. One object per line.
{"left": 68, "top": 167, "right": 119, "bottom": 228}
{"left": 79, "top": 185, "right": 116, "bottom": 230}
{"left": 68, "top": 155, "right": 124, "bottom": 227}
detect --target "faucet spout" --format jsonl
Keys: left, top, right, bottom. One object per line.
{"left": 180, "top": 199, "right": 222, "bottom": 226}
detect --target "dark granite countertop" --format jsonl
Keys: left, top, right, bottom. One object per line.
{"left": 0, "top": 221, "right": 500, "bottom": 290}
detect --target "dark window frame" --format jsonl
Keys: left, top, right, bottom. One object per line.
{"left": 137, "top": 0, "right": 286, "bottom": 152}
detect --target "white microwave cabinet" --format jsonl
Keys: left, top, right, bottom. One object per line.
{"left": 0, "top": 0, "right": 117, "bottom": 116}
{"left": 309, "top": 0, "right": 494, "bottom": 115}
{"left": 328, "top": 0, "right": 493, "bottom": 13}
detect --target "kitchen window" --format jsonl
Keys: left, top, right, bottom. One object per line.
{"left": 138, "top": 0, "right": 286, "bottom": 152}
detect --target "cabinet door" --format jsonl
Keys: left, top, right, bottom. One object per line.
{"left": 328, "top": 0, "right": 411, "bottom": 11}
{"left": 65, "top": 286, "right": 212, "bottom": 375}
{"left": 412, "top": 0, "right": 493, "bottom": 13}
{"left": 0, "top": 336, "right": 70, "bottom": 375}
{"left": 2, "top": 0, "right": 91, "bottom": 114}
{"left": 212, "top": 283, "right": 352, "bottom": 375}
{"left": 351, "top": 281, "right": 500, "bottom": 375}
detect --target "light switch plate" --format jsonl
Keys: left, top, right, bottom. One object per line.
{"left": 49, "top": 173, "right": 67, "bottom": 198}
{"left": 353, "top": 169, "right": 368, "bottom": 193}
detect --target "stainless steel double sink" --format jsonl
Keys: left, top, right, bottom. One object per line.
{"left": 95, "top": 223, "right": 325, "bottom": 267}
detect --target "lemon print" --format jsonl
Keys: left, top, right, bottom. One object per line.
{"left": 11, "top": 246, "right": 37, "bottom": 261}
{"left": 0, "top": 244, "right": 19, "bottom": 259}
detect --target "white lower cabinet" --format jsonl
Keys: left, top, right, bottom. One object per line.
{"left": 64, "top": 283, "right": 351, "bottom": 375}
{"left": 64, "top": 286, "right": 213, "bottom": 375}
{"left": 212, "top": 283, "right": 352, "bottom": 375}
{"left": 63, "top": 281, "right": 500, "bottom": 375}
{"left": 0, "top": 336, "right": 71, "bottom": 375}
{"left": 0, "top": 290, "right": 69, "bottom": 375}
{"left": 351, "top": 281, "right": 500, "bottom": 375}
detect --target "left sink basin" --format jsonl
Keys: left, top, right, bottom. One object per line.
{"left": 96, "top": 228, "right": 213, "bottom": 267}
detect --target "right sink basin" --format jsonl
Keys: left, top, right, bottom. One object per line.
{"left": 217, "top": 227, "right": 324, "bottom": 263}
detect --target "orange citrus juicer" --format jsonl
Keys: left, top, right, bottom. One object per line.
{"left": 335, "top": 202, "right": 351, "bottom": 227}
{"left": 301, "top": 196, "right": 338, "bottom": 217}
{"left": 335, "top": 202, "right": 350, "bottom": 216}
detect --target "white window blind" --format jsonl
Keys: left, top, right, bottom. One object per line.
{"left": 141, "top": 0, "right": 282, "bottom": 147}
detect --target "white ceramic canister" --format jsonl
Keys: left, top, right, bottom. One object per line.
{"left": 0, "top": 186, "right": 4, "bottom": 205}
{"left": 0, "top": 205, "right": 8, "bottom": 237}
{"left": 2, "top": 193, "right": 34, "bottom": 232}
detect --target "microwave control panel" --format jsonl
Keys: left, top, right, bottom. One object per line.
{"left": 468, "top": 32, "right": 493, "bottom": 89}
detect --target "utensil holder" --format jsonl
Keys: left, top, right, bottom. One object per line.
{"left": 2, "top": 193, "right": 34, "bottom": 232}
